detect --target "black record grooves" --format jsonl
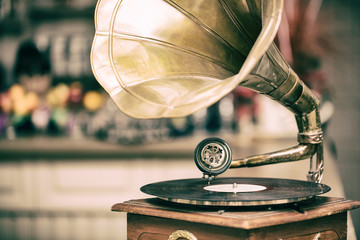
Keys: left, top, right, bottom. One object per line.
{"left": 140, "top": 178, "right": 331, "bottom": 206}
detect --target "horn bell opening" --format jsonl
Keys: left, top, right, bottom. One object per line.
{"left": 91, "top": 0, "right": 284, "bottom": 118}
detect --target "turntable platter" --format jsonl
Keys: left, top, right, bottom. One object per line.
{"left": 140, "top": 178, "right": 331, "bottom": 206}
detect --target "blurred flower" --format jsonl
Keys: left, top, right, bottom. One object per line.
{"left": 8, "top": 84, "right": 25, "bottom": 101}
{"left": 0, "top": 92, "right": 12, "bottom": 113}
{"left": 25, "top": 92, "right": 40, "bottom": 112}
{"left": 69, "top": 81, "right": 83, "bottom": 105}
{"left": 46, "top": 83, "right": 70, "bottom": 107}
{"left": 83, "top": 91, "right": 105, "bottom": 112}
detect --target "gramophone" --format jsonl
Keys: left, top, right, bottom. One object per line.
{"left": 91, "top": 0, "right": 330, "bottom": 206}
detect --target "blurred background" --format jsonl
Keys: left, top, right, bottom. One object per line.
{"left": 0, "top": 0, "right": 359, "bottom": 239}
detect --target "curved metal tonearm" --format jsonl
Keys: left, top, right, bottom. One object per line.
{"left": 195, "top": 69, "right": 324, "bottom": 183}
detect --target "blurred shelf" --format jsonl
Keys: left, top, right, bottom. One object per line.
{"left": 29, "top": 7, "right": 95, "bottom": 22}
{"left": 0, "top": 135, "right": 297, "bottom": 161}
{"left": 0, "top": 136, "right": 197, "bottom": 160}
{"left": 29, "top": 2, "right": 96, "bottom": 22}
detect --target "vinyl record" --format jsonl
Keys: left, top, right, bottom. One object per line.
{"left": 140, "top": 177, "right": 331, "bottom": 206}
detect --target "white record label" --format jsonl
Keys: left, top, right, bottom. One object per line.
{"left": 204, "top": 183, "right": 267, "bottom": 193}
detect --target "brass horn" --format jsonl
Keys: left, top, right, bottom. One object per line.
{"left": 91, "top": 0, "right": 324, "bottom": 182}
